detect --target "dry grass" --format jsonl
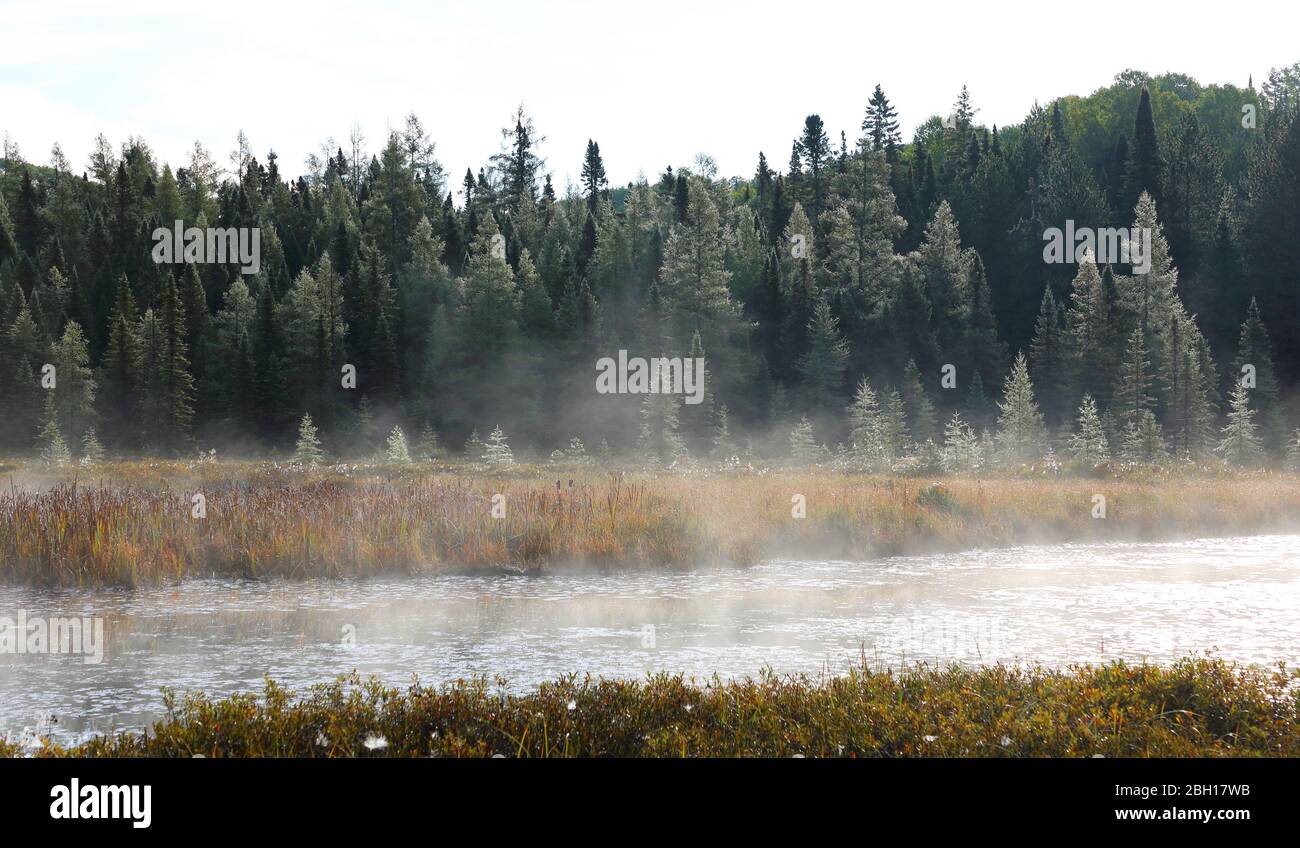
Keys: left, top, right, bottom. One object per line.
{"left": 3, "top": 459, "right": 1299, "bottom": 587}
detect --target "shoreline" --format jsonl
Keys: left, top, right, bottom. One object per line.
{"left": 8, "top": 657, "right": 1297, "bottom": 757}
{"left": 4, "top": 460, "right": 1300, "bottom": 587}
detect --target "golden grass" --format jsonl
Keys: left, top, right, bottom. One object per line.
{"left": 3, "top": 460, "right": 1299, "bottom": 587}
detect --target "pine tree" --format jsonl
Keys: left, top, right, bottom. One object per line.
{"left": 996, "top": 353, "right": 1047, "bottom": 462}
{"left": 799, "top": 297, "right": 849, "bottom": 413}
{"left": 80, "top": 427, "right": 105, "bottom": 464}
{"left": 711, "top": 403, "right": 738, "bottom": 459}
{"left": 1232, "top": 297, "right": 1285, "bottom": 451}
{"left": 1216, "top": 383, "right": 1262, "bottom": 465}
{"left": 638, "top": 390, "right": 684, "bottom": 466}
{"left": 1067, "top": 394, "right": 1109, "bottom": 465}
{"left": 49, "top": 320, "right": 96, "bottom": 446}
{"left": 482, "top": 425, "right": 515, "bottom": 468}
{"left": 385, "top": 425, "right": 412, "bottom": 464}
{"left": 36, "top": 394, "right": 71, "bottom": 466}
{"left": 942, "top": 412, "right": 980, "bottom": 472}
{"left": 1287, "top": 429, "right": 1300, "bottom": 471}
{"left": 880, "top": 389, "right": 909, "bottom": 460}
{"left": 1121, "top": 410, "right": 1167, "bottom": 463}
{"left": 847, "top": 377, "right": 885, "bottom": 470}
{"left": 580, "top": 140, "right": 608, "bottom": 212}
{"left": 659, "top": 178, "right": 733, "bottom": 321}
{"left": 416, "top": 422, "right": 442, "bottom": 461}
{"left": 863, "top": 85, "right": 901, "bottom": 153}
{"left": 1028, "top": 285, "right": 1067, "bottom": 426}
{"left": 900, "top": 359, "right": 937, "bottom": 443}
{"left": 789, "top": 416, "right": 820, "bottom": 463}
{"left": 1123, "top": 87, "right": 1163, "bottom": 213}
{"left": 292, "top": 413, "right": 326, "bottom": 465}
{"left": 1113, "top": 328, "right": 1154, "bottom": 432}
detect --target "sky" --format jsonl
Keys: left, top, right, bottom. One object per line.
{"left": 2, "top": 0, "right": 1296, "bottom": 193}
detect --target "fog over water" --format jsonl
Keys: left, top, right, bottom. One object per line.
{"left": 2, "top": 534, "right": 1298, "bottom": 744}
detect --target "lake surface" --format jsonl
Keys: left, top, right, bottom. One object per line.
{"left": 3, "top": 534, "right": 1298, "bottom": 744}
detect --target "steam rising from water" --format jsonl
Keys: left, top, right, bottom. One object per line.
{"left": 2, "top": 534, "right": 1298, "bottom": 743}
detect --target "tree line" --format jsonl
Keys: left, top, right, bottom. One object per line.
{"left": 1, "top": 66, "right": 1299, "bottom": 467}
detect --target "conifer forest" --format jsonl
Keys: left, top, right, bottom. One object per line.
{"left": 3, "top": 66, "right": 1299, "bottom": 470}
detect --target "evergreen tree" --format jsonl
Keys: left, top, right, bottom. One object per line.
{"left": 1232, "top": 297, "right": 1285, "bottom": 451}
{"left": 880, "top": 389, "right": 909, "bottom": 461}
{"left": 789, "top": 415, "right": 820, "bottom": 463}
{"left": 942, "top": 412, "right": 980, "bottom": 472}
{"left": 1216, "top": 383, "right": 1262, "bottom": 465}
{"left": 799, "top": 297, "right": 849, "bottom": 413}
{"left": 1027, "top": 285, "right": 1067, "bottom": 427}
{"left": 847, "top": 377, "right": 885, "bottom": 470}
{"left": 996, "top": 353, "right": 1047, "bottom": 462}
{"left": 385, "top": 425, "right": 412, "bottom": 464}
{"left": 482, "top": 425, "right": 514, "bottom": 468}
{"left": 292, "top": 413, "right": 325, "bottom": 465}
{"left": 1067, "top": 394, "right": 1109, "bottom": 465}
{"left": 900, "top": 359, "right": 937, "bottom": 444}
{"left": 36, "top": 394, "right": 71, "bottom": 466}
{"left": 1122, "top": 87, "right": 1163, "bottom": 213}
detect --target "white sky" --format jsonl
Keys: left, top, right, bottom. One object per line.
{"left": 2, "top": 0, "right": 1295, "bottom": 193}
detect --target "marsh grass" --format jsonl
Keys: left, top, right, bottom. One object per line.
{"left": 13, "top": 657, "right": 1298, "bottom": 758}
{"left": 3, "top": 460, "right": 1300, "bottom": 587}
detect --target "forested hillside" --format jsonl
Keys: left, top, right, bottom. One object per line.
{"left": 1, "top": 65, "right": 1298, "bottom": 467}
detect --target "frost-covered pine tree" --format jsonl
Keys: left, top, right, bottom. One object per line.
{"left": 995, "top": 353, "right": 1047, "bottom": 463}
{"left": 80, "top": 427, "right": 106, "bottom": 465}
{"left": 1067, "top": 394, "right": 1109, "bottom": 465}
{"left": 386, "top": 425, "right": 412, "bottom": 464}
{"left": 789, "top": 416, "right": 820, "bottom": 464}
{"left": 292, "top": 413, "right": 325, "bottom": 465}
{"left": 464, "top": 429, "right": 484, "bottom": 458}
{"left": 37, "top": 395, "right": 71, "bottom": 467}
{"left": 482, "top": 425, "right": 515, "bottom": 468}
{"left": 638, "top": 390, "right": 685, "bottom": 466}
{"left": 1121, "top": 409, "right": 1167, "bottom": 462}
{"left": 880, "top": 389, "right": 909, "bottom": 461}
{"left": 942, "top": 413, "right": 980, "bottom": 472}
{"left": 847, "top": 378, "right": 885, "bottom": 469}
{"left": 1216, "top": 383, "right": 1262, "bottom": 465}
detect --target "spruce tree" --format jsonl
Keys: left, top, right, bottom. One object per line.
{"left": 385, "top": 425, "right": 412, "bottom": 464}
{"left": 482, "top": 425, "right": 514, "bottom": 468}
{"left": 995, "top": 353, "right": 1047, "bottom": 463}
{"left": 1027, "top": 285, "right": 1067, "bottom": 427}
{"left": 847, "top": 377, "right": 884, "bottom": 470}
{"left": 36, "top": 394, "right": 71, "bottom": 466}
{"left": 1232, "top": 297, "right": 1285, "bottom": 451}
{"left": 900, "top": 359, "right": 937, "bottom": 444}
{"left": 1217, "top": 383, "right": 1262, "bottom": 465}
{"left": 1067, "top": 394, "right": 1109, "bottom": 465}
{"left": 292, "top": 413, "right": 325, "bottom": 464}
{"left": 789, "top": 416, "right": 820, "bottom": 463}
{"left": 1123, "top": 87, "right": 1163, "bottom": 213}
{"left": 799, "top": 297, "right": 849, "bottom": 413}
{"left": 942, "top": 412, "right": 980, "bottom": 472}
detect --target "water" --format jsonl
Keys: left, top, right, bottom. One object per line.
{"left": 3, "top": 534, "right": 1298, "bottom": 743}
